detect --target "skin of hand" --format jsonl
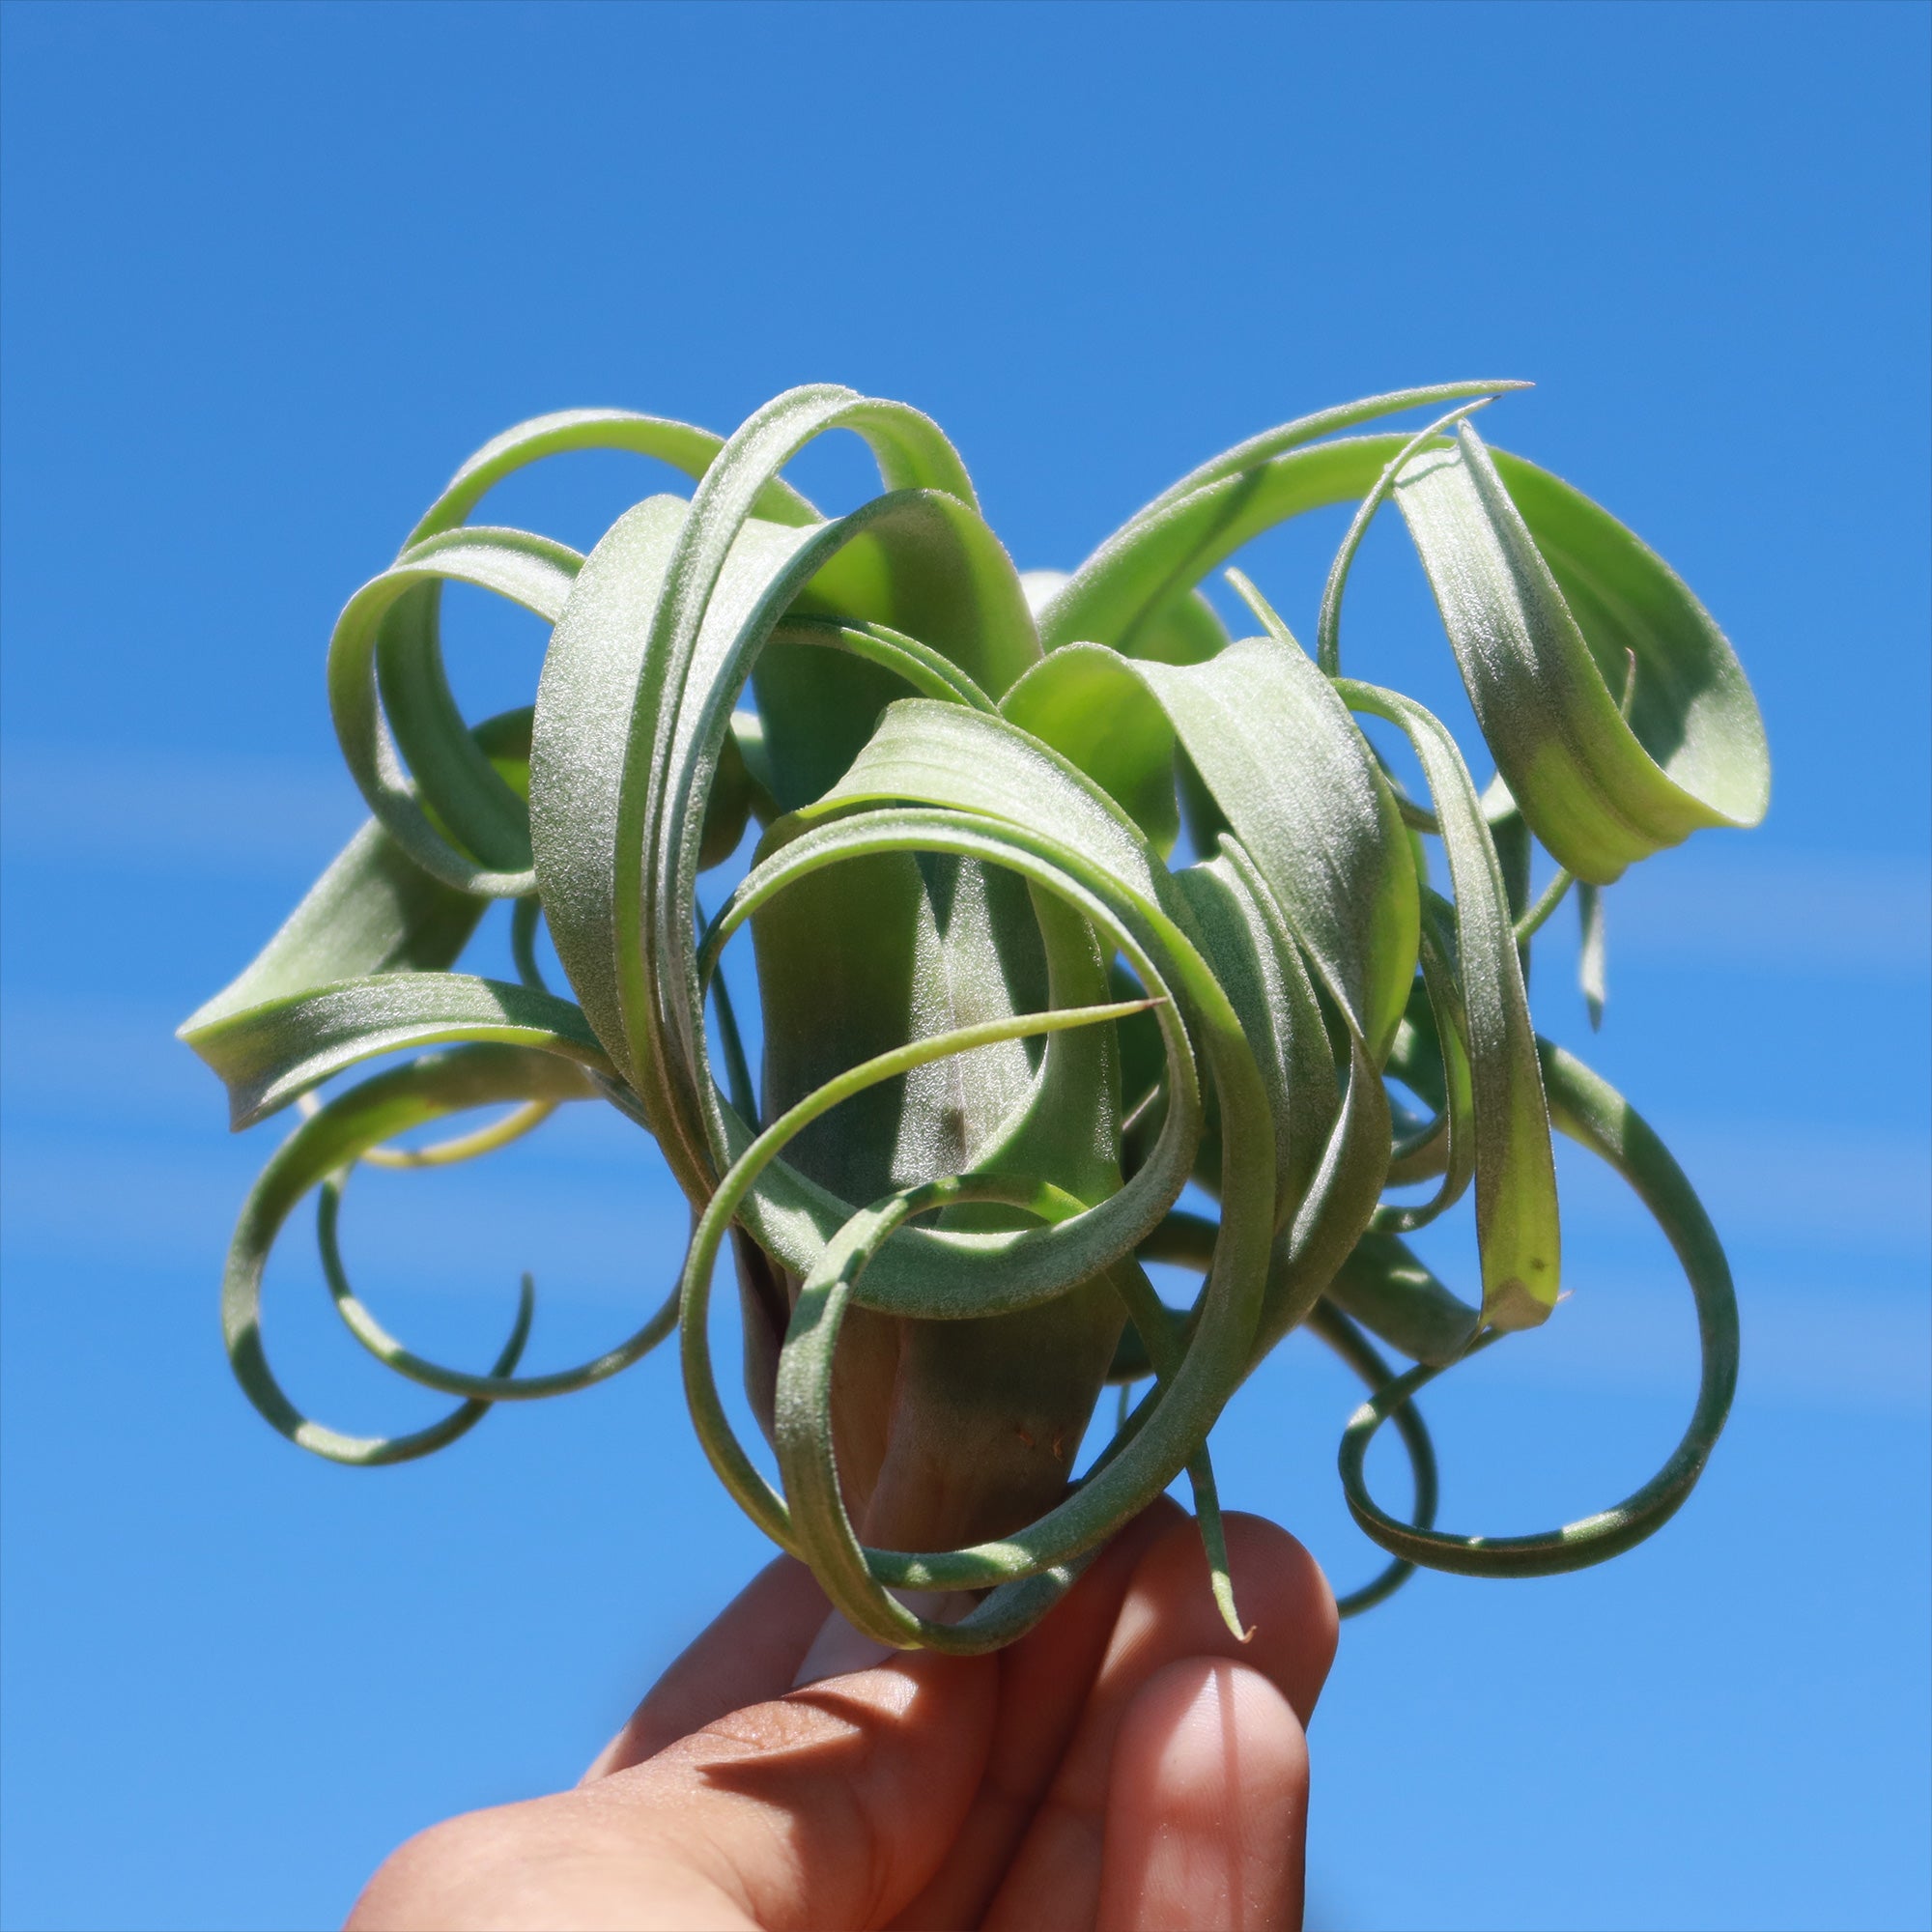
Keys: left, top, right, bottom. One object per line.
{"left": 347, "top": 1500, "right": 1337, "bottom": 1932}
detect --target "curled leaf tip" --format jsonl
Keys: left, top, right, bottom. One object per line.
{"left": 1214, "top": 1587, "right": 1256, "bottom": 1645}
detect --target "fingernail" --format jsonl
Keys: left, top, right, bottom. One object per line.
{"left": 790, "top": 1589, "right": 974, "bottom": 1687}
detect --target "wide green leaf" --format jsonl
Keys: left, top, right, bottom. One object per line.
{"left": 181, "top": 819, "right": 484, "bottom": 1046}
{"left": 1002, "top": 636, "right": 1419, "bottom": 1063}
{"left": 185, "top": 969, "right": 611, "bottom": 1129}
{"left": 1395, "top": 423, "right": 1770, "bottom": 882}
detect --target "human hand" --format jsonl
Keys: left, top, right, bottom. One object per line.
{"left": 348, "top": 1499, "right": 1337, "bottom": 1930}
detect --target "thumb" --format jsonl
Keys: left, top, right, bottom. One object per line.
{"left": 619, "top": 1643, "right": 995, "bottom": 1930}
{"left": 350, "top": 1643, "right": 995, "bottom": 1932}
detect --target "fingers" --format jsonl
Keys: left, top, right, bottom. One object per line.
{"left": 888, "top": 1496, "right": 1187, "bottom": 1930}
{"left": 353, "top": 1650, "right": 997, "bottom": 1932}
{"left": 1100, "top": 1510, "right": 1337, "bottom": 1729}
{"left": 582, "top": 1555, "right": 831, "bottom": 1780}
{"left": 1096, "top": 1659, "right": 1308, "bottom": 1932}
{"left": 982, "top": 1511, "right": 1336, "bottom": 1932}
{"left": 632, "top": 1651, "right": 997, "bottom": 1929}
{"left": 358, "top": 1512, "right": 1333, "bottom": 1931}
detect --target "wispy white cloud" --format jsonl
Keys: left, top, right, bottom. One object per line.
{"left": 1, "top": 744, "right": 362, "bottom": 879}
{"left": 8, "top": 984, "right": 1930, "bottom": 1258}
{"left": 1587, "top": 849, "right": 1930, "bottom": 979}
{"left": 7, "top": 746, "right": 1927, "bottom": 980}
{"left": 1556, "top": 1120, "right": 1932, "bottom": 1258}
{"left": 6, "top": 1110, "right": 1920, "bottom": 1414}
{"left": 1, "top": 995, "right": 214, "bottom": 1124}
{"left": 1467, "top": 1270, "right": 1930, "bottom": 1414}
{"left": 0, "top": 1132, "right": 686, "bottom": 1300}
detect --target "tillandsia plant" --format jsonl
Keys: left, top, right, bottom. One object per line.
{"left": 182, "top": 381, "right": 1770, "bottom": 1651}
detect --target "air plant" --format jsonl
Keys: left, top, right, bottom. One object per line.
{"left": 182, "top": 381, "right": 1769, "bottom": 1651}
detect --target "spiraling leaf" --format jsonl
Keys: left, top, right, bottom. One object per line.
{"left": 1034, "top": 382, "right": 1529, "bottom": 657}
{"left": 221, "top": 1044, "right": 606, "bottom": 1464}
{"left": 403, "top": 406, "right": 820, "bottom": 545}
{"left": 328, "top": 526, "right": 582, "bottom": 895}
{"left": 1327, "top": 1230, "right": 1479, "bottom": 1369}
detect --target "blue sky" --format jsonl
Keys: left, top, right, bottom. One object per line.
{"left": 2, "top": 4, "right": 1927, "bottom": 1928}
